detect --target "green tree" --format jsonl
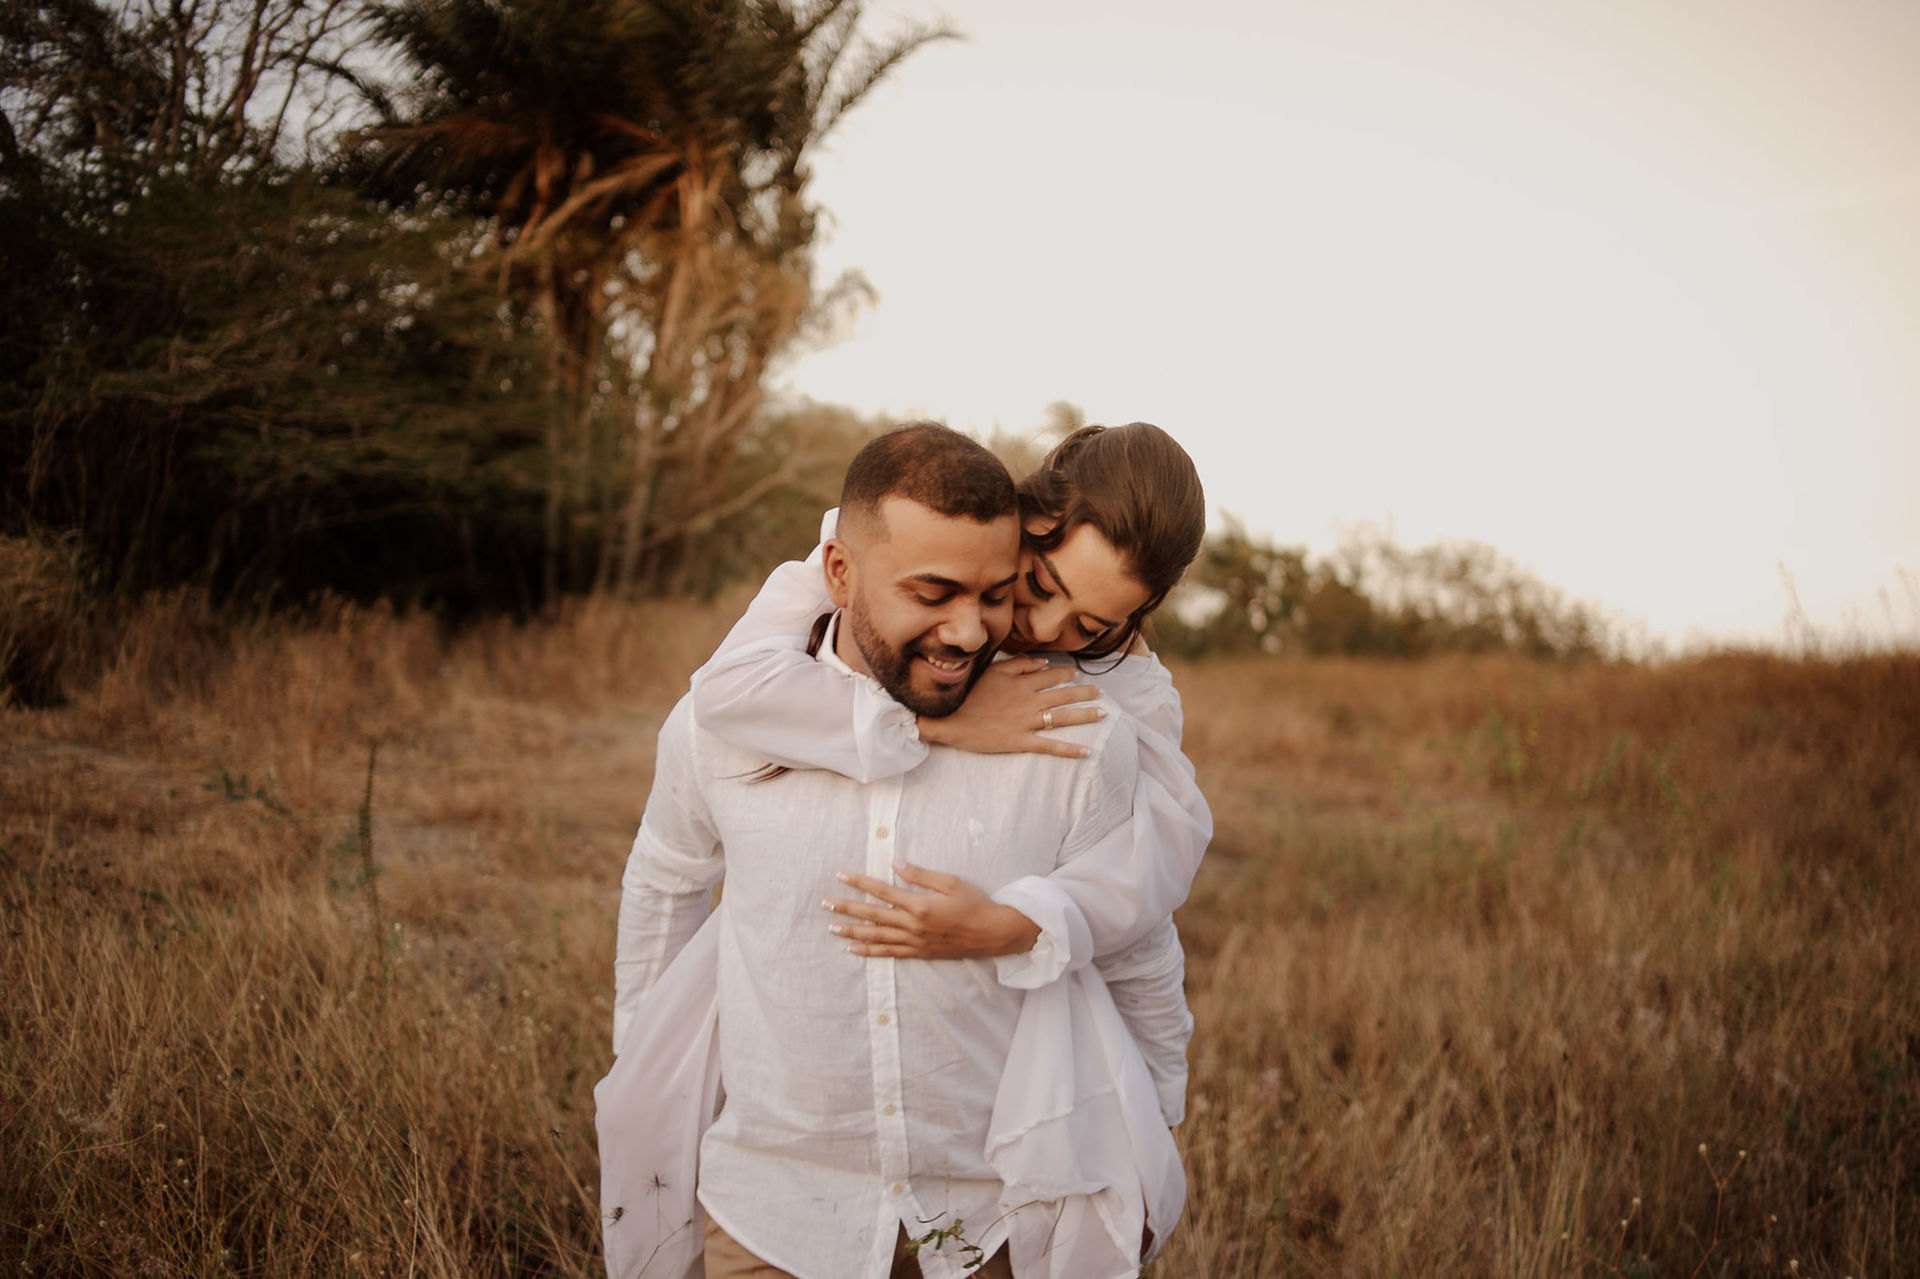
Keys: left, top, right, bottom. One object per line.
{"left": 1153, "top": 517, "right": 1311, "bottom": 657}
{"left": 352, "top": 0, "right": 952, "bottom": 599}
{"left": 0, "top": 1, "right": 560, "bottom": 616}
{"left": 0, "top": 0, "right": 368, "bottom": 189}
{"left": 1324, "top": 527, "right": 1608, "bottom": 658}
{"left": 1155, "top": 520, "right": 1611, "bottom": 659}
{"left": 3, "top": 172, "right": 557, "bottom": 608}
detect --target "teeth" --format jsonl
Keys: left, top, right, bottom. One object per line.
{"left": 922, "top": 655, "right": 966, "bottom": 671}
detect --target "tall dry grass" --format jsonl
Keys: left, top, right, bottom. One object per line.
{"left": 1164, "top": 654, "right": 1919, "bottom": 1277}
{"left": 0, "top": 533, "right": 93, "bottom": 706}
{"left": 3, "top": 601, "right": 1915, "bottom": 1276}
{"left": 2, "top": 594, "right": 734, "bottom": 1275}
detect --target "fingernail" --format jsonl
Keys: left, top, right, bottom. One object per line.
{"left": 835, "top": 871, "right": 851, "bottom": 884}
{"left": 845, "top": 944, "right": 861, "bottom": 955}
{"left": 827, "top": 923, "right": 844, "bottom": 936}
{"left": 821, "top": 899, "right": 836, "bottom": 912}
{"left": 1093, "top": 707, "right": 1105, "bottom": 718}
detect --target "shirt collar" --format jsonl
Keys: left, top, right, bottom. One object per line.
{"left": 816, "top": 611, "right": 858, "bottom": 679}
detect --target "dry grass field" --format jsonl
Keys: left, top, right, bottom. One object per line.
{"left": 3, "top": 597, "right": 1915, "bottom": 1277}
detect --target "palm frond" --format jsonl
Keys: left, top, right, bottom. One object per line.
{"left": 790, "top": 0, "right": 856, "bottom": 46}
{"left": 813, "top": 19, "right": 959, "bottom": 140}
{"left": 798, "top": 0, "right": 863, "bottom": 122}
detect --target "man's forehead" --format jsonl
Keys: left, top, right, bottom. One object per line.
{"left": 868, "top": 495, "right": 1016, "bottom": 540}
{"left": 868, "top": 497, "right": 1018, "bottom": 581}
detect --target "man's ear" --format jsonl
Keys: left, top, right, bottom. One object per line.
{"left": 822, "top": 538, "right": 854, "bottom": 608}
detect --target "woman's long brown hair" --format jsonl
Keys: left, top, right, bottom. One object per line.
{"left": 1016, "top": 423, "right": 1206, "bottom": 662}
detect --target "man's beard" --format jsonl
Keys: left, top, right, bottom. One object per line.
{"left": 848, "top": 604, "right": 992, "bottom": 718}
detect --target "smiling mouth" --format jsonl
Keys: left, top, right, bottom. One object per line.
{"left": 915, "top": 650, "right": 977, "bottom": 683}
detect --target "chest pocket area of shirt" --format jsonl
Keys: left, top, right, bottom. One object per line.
{"left": 910, "top": 758, "right": 1071, "bottom": 887}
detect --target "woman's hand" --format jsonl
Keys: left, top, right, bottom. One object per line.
{"left": 916, "top": 658, "right": 1102, "bottom": 758}
{"left": 824, "top": 862, "right": 1042, "bottom": 959}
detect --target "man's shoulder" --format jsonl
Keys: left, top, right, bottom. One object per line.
{"left": 667, "top": 690, "right": 755, "bottom": 740}
{"left": 658, "top": 693, "right": 747, "bottom": 771}
{"left": 658, "top": 691, "right": 699, "bottom": 746}
{"left": 664, "top": 692, "right": 856, "bottom": 787}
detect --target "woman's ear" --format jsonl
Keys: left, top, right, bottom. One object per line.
{"left": 822, "top": 539, "right": 854, "bottom": 608}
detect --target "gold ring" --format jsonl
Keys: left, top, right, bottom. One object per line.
{"left": 1041, "top": 708, "right": 1055, "bottom": 731}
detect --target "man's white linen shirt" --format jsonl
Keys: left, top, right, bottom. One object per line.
{"left": 614, "top": 621, "right": 1139, "bottom": 1279}
{"left": 689, "top": 511, "right": 1209, "bottom": 1124}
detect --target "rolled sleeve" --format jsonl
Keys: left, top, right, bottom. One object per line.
{"left": 990, "top": 876, "right": 1092, "bottom": 989}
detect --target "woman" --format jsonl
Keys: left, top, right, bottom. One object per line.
{"left": 598, "top": 424, "right": 1211, "bottom": 1279}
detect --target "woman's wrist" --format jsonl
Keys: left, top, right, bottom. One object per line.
{"left": 915, "top": 714, "right": 950, "bottom": 746}
{"left": 985, "top": 904, "right": 1042, "bottom": 957}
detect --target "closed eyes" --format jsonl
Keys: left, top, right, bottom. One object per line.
{"left": 1028, "top": 571, "right": 1109, "bottom": 640}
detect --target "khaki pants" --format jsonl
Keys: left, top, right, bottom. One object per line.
{"left": 703, "top": 1215, "right": 1015, "bottom": 1279}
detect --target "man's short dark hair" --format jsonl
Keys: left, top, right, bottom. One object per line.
{"left": 840, "top": 423, "right": 1016, "bottom": 533}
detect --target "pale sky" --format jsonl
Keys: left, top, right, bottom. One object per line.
{"left": 775, "top": 0, "right": 1920, "bottom": 650}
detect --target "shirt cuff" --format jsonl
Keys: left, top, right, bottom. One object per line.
{"left": 990, "top": 877, "right": 1093, "bottom": 989}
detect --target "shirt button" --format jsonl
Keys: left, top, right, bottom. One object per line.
{"left": 891, "top": 1182, "right": 904, "bottom": 1196}
{"left": 875, "top": 825, "right": 890, "bottom": 839}
{"left": 875, "top": 1013, "right": 890, "bottom": 1026}
{"left": 883, "top": 1102, "right": 896, "bottom": 1116}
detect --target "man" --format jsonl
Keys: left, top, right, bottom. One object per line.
{"left": 610, "top": 424, "right": 1140, "bottom": 1278}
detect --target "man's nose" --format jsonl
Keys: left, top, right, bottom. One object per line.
{"left": 940, "top": 601, "right": 990, "bottom": 653}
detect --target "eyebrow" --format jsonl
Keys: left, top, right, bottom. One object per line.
{"left": 1033, "top": 551, "right": 1121, "bottom": 630}
{"left": 906, "top": 572, "right": 1020, "bottom": 594}
{"left": 907, "top": 574, "right": 963, "bottom": 591}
